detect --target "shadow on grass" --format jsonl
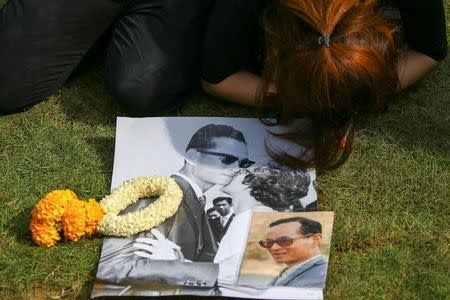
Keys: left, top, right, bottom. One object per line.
{"left": 7, "top": 208, "right": 34, "bottom": 245}
{"left": 87, "top": 136, "right": 115, "bottom": 165}
{"left": 58, "top": 37, "right": 121, "bottom": 127}
{"left": 75, "top": 137, "right": 116, "bottom": 198}
{"left": 61, "top": 65, "right": 119, "bottom": 127}
{"left": 78, "top": 267, "right": 100, "bottom": 300}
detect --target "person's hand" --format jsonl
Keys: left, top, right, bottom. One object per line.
{"left": 133, "top": 228, "right": 184, "bottom": 261}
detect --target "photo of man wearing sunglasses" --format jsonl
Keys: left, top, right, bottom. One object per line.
{"left": 183, "top": 124, "right": 255, "bottom": 189}
{"left": 260, "top": 217, "right": 327, "bottom": 288}
{"left": 96, "top": 123, "right": 254, "bottom": 286}
{"left": 93, "top": 117, "right": 320, "bottom": 297}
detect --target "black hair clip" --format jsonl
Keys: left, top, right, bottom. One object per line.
{"left": 318, "top": 35, "right": 331, "bottom": 47}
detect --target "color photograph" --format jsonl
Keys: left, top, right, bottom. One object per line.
{"left": 238, "top": 211, "right": 334, "bottom": 289}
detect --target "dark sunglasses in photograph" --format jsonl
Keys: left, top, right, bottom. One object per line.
{"left": 196, "top": 149, "right": 255, "bottom": 168}
{"left": 258, "top": 234, "right": 313, "bottom": 249}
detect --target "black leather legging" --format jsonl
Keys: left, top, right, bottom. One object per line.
{"left": 0, "top": 0, "right": 211, "bottom": 115}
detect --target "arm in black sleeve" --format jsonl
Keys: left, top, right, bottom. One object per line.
{"left": 201, "top": 0, "right": 266, "bottom": 83}
{"left": 394, "top": 0, "right": 447, "bottom": 61}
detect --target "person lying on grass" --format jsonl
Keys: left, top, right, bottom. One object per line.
{"left": 201, "top": 0, "right": 447, "bottom": 170}
{"left": 0, "top": 0, "right": 447, "bottom": 171}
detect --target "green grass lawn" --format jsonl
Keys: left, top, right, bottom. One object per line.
{"left": 1, "top": 1, "right": 450, "bottom": 299}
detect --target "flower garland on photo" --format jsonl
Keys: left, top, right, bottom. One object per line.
{"left": 98, "top": 176, "right": 183, "bottom": 236}
{"left": 29, "top": 176, "right": 183, "bottom": 247}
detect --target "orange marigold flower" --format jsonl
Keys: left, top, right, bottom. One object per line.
{"left": 30, "top": 189, "right": 105, "bottom": 247}
{"left": 61, "top": 199, "right": 87, "bottom": 242}
{"left": 31, "top": 189, "right": 77, "bottom": 223}
{"left": 29, "top": 219, "right": 60, "bottom": 247}
{"left": 30, "top": 190, "right": 78, "bottom": 247}
{"left": 84, "top": 199, "right": 104, "bottom": 236}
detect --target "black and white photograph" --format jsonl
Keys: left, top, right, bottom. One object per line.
{"left": 91, "top": 117, "right": 318, "bottom": 298}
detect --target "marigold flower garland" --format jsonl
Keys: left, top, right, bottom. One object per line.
{"left": 30, "top": 176, "right": 183, "bottom": 247}
{"left": 30, "top": 190, "right": 104, "bottom": 247}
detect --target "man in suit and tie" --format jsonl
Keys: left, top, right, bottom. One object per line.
{"left": 211, "top": 196, "right": 235, "bottom": 242}
{"left": 96, "top": 124, "right": 255, "bottom": 286}
{"left": 259, "top": 217, "right": 327, "bottom": 288}
{"left": 206, "top": 207, "right": 222, "bottom": 242}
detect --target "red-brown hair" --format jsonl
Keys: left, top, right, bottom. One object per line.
{"left": 259, "top": 0, "right": 400, "bottom": 169}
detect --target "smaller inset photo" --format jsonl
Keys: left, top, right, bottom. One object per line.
{"left": 238, "top": 211, "right": 334, "bottom": 289}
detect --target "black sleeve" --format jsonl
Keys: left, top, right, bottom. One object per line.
{"left": 394, "top": 0, "right": 448, "bottom": 61}
{"left": 201, "top": 0, "right": 266, "bottom": 83}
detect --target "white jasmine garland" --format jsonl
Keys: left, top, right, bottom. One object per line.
{"left": 97, "top": 176, "right": 183, "bottom": 236}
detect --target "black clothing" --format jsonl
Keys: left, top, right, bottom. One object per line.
{"left": 201, "top": 0, "right": 448, "bottom": 84}
{"left": 208, "top": 217, "right": 223, "bottom": 243}
{"left": 393, "top": 0, "right": 448, "bottom": 61}
{"left": 293, "top": 200, "right": 318, "bottom": 212}
{"left": 201, "top": 0, "right": 267, "bottom": 84}
{"left": 209, "top": 213, "right": 235, "bottom": 243}
{"left": 0, "top": 0, "right": 212, "bottom": 115}
{"left": 164, "top": 175, "right": 218, "bottom": 262}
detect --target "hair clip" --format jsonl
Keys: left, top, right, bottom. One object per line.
{"left": 318, "top": 35, "right": 331, "bottom": 47}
